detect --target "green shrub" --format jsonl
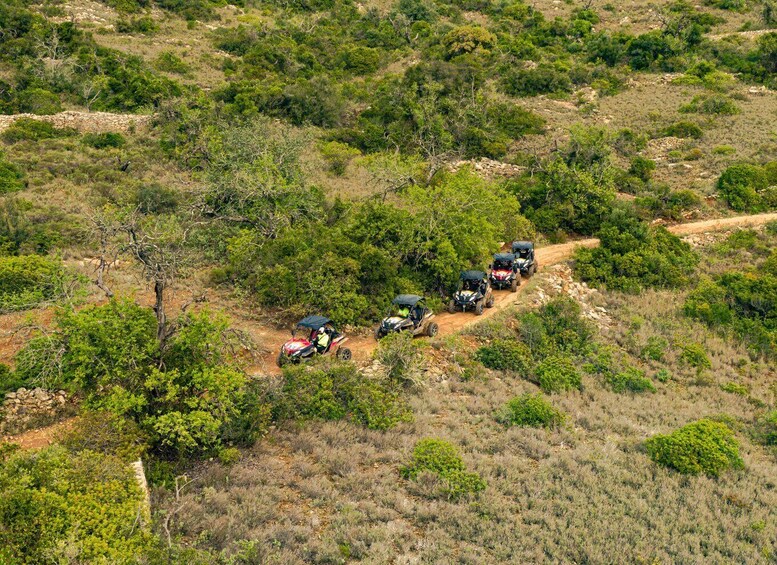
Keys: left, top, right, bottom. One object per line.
{"left": 496, "top": 393, "right": 566, "bottom": 428}
{"left": 154, "top": 51, "right": 191, "bottom": 75}
{"left": 502, "top": 64, "right": 573, "bottom": 96}
{"left": 82, "top": 132, "right": 126, "bottom": 149}
{"left": 0, "top": 154, "right": 25, "bottom": 194}
{"left": 475, "top": 339, "right": 532, "bottom": 373}
{"left": 0, "top": 445, "right": 154, "bottom": 563}
{"left": 716, "top": 164, "right": 769, "bottom": 212}
{"left": 0, "top": 364, "right": 23, "bottom": 395}
{"left": 319, "top": 140, "right": 360, "bottom": 176}
{"left": 629, "top": 156, "right": 655, "bottom": 181}
{"left": 534, "top": 355, "right": 582, "bottom": 393}
{"left": 275, "top": 361, "right": 411, "bottom": 430}
{"left": 662, "top": 121, "right": 703, "bottom": 139}
{"left": 0, "top": 255, "right": 74, "bottom": 312}
{"left": 442, "top": 25, "right": 497, "bottom": 57}
{"left": 605, "top": 366, "right": 656, "bottom": 393}
{"left": 17, "top": 88, "right": 62, "bottom": 115}
{"left": 754, "top": 410, "right": 777, "bottom": 446}
{"left": 720, "top": 382, "right": 749, "bottom": 395}
{"left": 62, "top": 410, "right": 148, "bottom": 461}
{"left": 115, "top": 16, "right": 158, "bottom": 33}
{"left": 217, "top": 447, "right": 241, "bottom": 466}
{"left": 135, "top": 184, "right": 180, "bottom": 214}
{"left": 679, "top": 342, "right": 712, "bottom": 370}
{"left": 1, "top": 118, "right": 76, "bottom": 143}
{"left": 400, "top": 438, "right": 486, "bottom": 500}
{"left": 517, "top": 296, "right": 593, "bottom": 358}
{"left": 13, "top": 301, "right": 250, "bottom": 456}
{"left": 680, "top": 94, "right": 741, "bottom": 115}
{"left": 654, "top": 368, "right": 672, "bottom": 383}
{"left": 645, "top": 419, "right": 744, "bottom": 476}
{"left": 374, "top": 331, "right": 425, "bottom": 387}
{"left": 641, "top": 335, "right": 668, "bottom": 361}
{"left": 574, "top": 210, "right": 698, "bottom": 292}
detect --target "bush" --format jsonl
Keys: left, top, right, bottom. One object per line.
{"left": 716, "top": 164, "right": 769, "bottom": 212}
{"left": 475, "top": 339, "right": 532, "bottom": 372}
{"left": 274, "top": 361, "right": 411, "bottom": 430}
{"left": 62, "top": 410, "right": 148, "bottom": 461}
{"left": 400, "top": 438, "right": 486, "bottom": 500}
{"left": 319, "top": 140, "right": 360, "bottom": 176}
{"left": 680, "top": 94, "right": 741, "bottom": 115}
{"left": 13, "top": 301, "right": 251, "bottom": 456}
{"left": 662, "top": 121, "right": 704, "bottom": 139}
{"left": 496, "top": 393, "right": 565, "bottom": 428}
{"left": 679, "top": 342, "right": 712, "bottom": 371}
{"left": 1, "top": 118, "right": 76, "bottom": 143}
{"left": 0, "top": 255, "right": 74, "bottom": 312}
{"left": 154, "top": 51, "right": 190, "bottom": 75}
{"left": 115, "top": 16, "right": 158, "bottom": 33}
{"left": 82, "top": 132, "right": 126, "bottom": 149}
{"left": 17, "top": 88, "right": 62, "bottom": 115}
{"left": 0, "top": 154, "right": 25, "bottom": 194}
{"left": 374, "top": 332, "right": 425, "bottom": 387}
{"left": 574, "top": 211, "right": 699, "bottom": 292}
{"left": 534, "top": 355, "right": 582, "bottom": 393}
{"left": 720, "top": 382, "right": 749, "bottom": 395}
{"left": 629, "top": 156, "right": 655, "bottom": 181}
{"left": 0, "top": 445, "right": 154, "bottom": 563}
{"left": 641, "top": 335, "right": 668, "bottom": 361}
{"left": 605, "top": 366, "right": 656, "bottom": 393}
{"left": 442, "top": 25, "right": 497, "bottom": 57}
{"left": 645, "top": 419, "right": 744, "bottom": 476}
{"left": 502, "top": 64, "right": 573, "bottom": 96}
{"left": 755, "top": 410, "right": 777, "bottom": 446}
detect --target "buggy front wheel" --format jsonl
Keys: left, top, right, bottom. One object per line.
{"left": 511, "top": 278, "right": 519, "bottom": 292}
{"left": 336, "top": 347, "right": 352, "bottom": 361}
{"left": 426, "top": 322, "right": 438, "bottom": 337}
{"left": 276, "top": 352, "right": 288, "bottom": 368}
{"left": 486, "top": 296, "right": 494, "bottom": 308}
{"left": 475, "top": 302, "right": 484, "bottom": 315}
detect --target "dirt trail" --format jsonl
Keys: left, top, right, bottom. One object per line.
{"left": 4, "top": 212, "right": 776, "bottom": 448}
{"left": 255, "top": 213, "right": 777, "bottom": 375}
{"left": 708, "top": 29, "right": 776, "bottom": 41}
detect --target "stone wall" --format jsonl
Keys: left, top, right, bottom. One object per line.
{"left": 1, "top": 387, "right": 70, "bottom": 434}
{"left": 0, "top": 111, "right": 151, "bottom": 134}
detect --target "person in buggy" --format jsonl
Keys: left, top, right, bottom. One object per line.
{"left": 448, "top": 270, "right": 494, "bottom": 315}
{"left": 375, "top": 295, "right": 438, "bottom": 340}
{"left": 511, "top": 241, "right": 538, "bottom": 276}
{"left": 489, "top": 253, "right": 521, "bottom": 292}
{"left": 277, "top": 315, "right": 351, "bottom": 366}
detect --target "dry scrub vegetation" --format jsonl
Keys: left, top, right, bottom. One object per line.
{"left": 158, "top": 229, "right": 777, "bottom": 563}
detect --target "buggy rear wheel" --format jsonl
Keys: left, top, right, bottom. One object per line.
{"left": 447, "top": 300, "right": 456, "bottom": 314}
{"left": 426, "top": 322, "right": 438, "bottom": 337}
{"left": 374, "top": 328, "right": 384, "bottom": 341}
{"left": 336, "top": 347, "right": 352, "bottom": 361}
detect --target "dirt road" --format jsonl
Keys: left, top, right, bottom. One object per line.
{"left": 252, "top": 213, "right": 777, "bottom": 374}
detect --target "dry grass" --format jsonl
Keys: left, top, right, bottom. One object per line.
{"left": 158, "top": 236, "right": 777, "bottom": 563}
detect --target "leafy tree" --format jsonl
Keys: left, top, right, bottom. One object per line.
{"left": 646, "top": 419, "right": 743, "bottom": 476}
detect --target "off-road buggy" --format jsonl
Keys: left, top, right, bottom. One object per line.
{"left": 448, "top": 270, "right": 494, "bottom": 315}
{"left": 375, "top": 294, "right": 438, "bottom": 340}
{"left": 511, "top": 241, "right": 538, "bottom": 276}
{"left": 277, "top": 315, "right": 351, "bottom": 367}
{"left": 489, "top": 253, "right": 521, "bottom": 292}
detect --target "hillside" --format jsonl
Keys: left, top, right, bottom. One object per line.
{"left": 1, "top": 0, "right": 777, "bottom": 561}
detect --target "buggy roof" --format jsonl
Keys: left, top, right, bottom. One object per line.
{"left": 511, "top": 241, "right": 534, "bottom": 250}
{"left": 461, "top": 270, "right": 486, "bottom": 280}
{"left": 392, "top": 294, "right": 424, "bottom": 306}
{"left": 493, "top": 253, "right": 516, "bottom": 262}
{"left": 296, "top": 315, "right": 331, "bottom": 330}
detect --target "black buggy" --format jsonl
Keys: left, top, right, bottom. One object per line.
{"left": 374, "top": 294, "right": 438, "bottom": 340}
{"left": 511, "top": 241, "right": 538, "bottom": 276}
{"left": 448, "top": 270, "right": 494, "bottom": 315}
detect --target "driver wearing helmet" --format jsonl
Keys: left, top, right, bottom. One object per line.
{"left": 314, "top": 328, "right": 330, "bottom": 353}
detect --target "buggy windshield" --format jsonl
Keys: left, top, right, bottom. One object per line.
{"left": 462, "top": 279, "right": 481, "bottom": 291}
{"left": 517, "top": 249, "right": 531, "bottom": 258}
{"left": 493, "top": 259, "right": 512, "bottom": 270}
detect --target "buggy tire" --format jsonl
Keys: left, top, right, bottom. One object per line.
{"left": 336, "top": 347, "right": 352, "bottom": 361}
{"left": 510, "top": 278, "right": 519, "bottom": 292}
{"left": 276, "top": 352, "right": 288, "bottom": 368}
{"left": 448, "top": 300, "right": 456, "bottom": 314}
{"left": 374, "top": 328, "right": 384, "bottom": 341}
{"left": 475, "top": 302, "right": 484, "bottom": 315}
{"left": 486, "top": 295, "right": 494, "bottom": 308}
{"left": 426, "top": 322, "right": 438, "bottom": 337}
{"left": 530, "top": 263, "right": 537, "bottom": 276}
